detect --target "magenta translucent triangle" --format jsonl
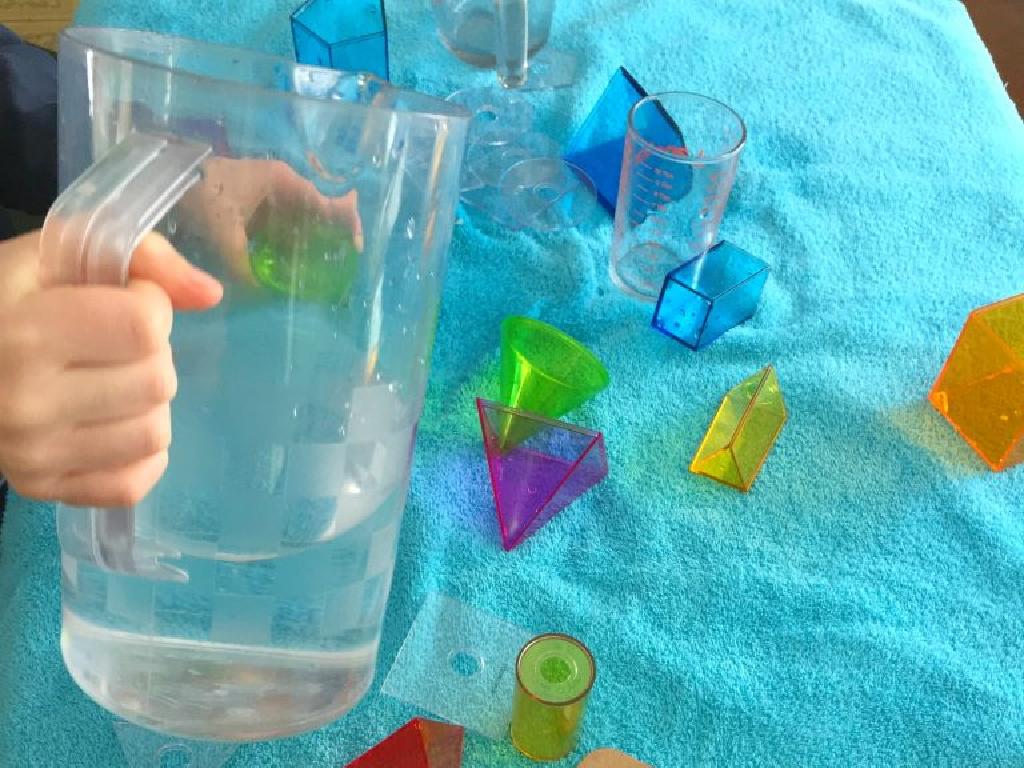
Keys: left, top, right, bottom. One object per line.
{"left": 476, "top": 398, "right": 608, "bottom": 551}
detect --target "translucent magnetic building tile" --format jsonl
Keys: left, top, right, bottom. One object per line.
{"left": 291, "top": 0, "right": 389, "bottom": 80}
{"left": 563, "top": 67, "right": 682, "bottom": 215}
{"left": 691, "top": 365, "right": 787, "bottom": 492}
{"left": 114, "top": 721, "right": 238, "bottom": 768}
{"left": 928, "top": 293, "right": 1024, "bottom": 471}
{"left": 346, "top": 718, "right": 464, "bottom": 768}
{"left": 510, "top": 634, "right": 596, "bottom": 761}
{"left": 653, "top": 240, "right": 769, "bottom": 350}
{"left": 477, "top": 399, "right": 608, "bottom": 551}
{"left": 579, "top": 749, "right": 653, "bottom": 768}
{"left": 382, "top": 593, "right": 533, "bottom": 740}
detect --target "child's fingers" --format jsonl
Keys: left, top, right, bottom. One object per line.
{"left": 12, "top": 450, "right": 168, "bottom": 508}
{"left": 12, "top": 281, "right": 170, "bottom": 366}
{"left": 60, "top": 405, "right": 172, "bottom": 474}
{"left": 61, "top": 352, "right": 177, "bottom": 423}
{"left": 129, "top": 232, "right": 223, "bottom": 310}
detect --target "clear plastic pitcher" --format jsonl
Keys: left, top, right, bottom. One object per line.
{"left": 433, "top": 0, "right": 555, "bottom": 87}
{"left": 43, "top": 27, "right": 468, "bottom": 741}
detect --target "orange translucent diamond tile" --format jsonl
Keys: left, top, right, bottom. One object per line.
{"left": 929, "top": 294, "right": 1024, "bottom": 471}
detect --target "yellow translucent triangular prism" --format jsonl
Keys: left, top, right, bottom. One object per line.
{"left": 690, "top": 365, "right": 787, "bottom": 491}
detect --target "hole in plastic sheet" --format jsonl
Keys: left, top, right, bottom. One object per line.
{"left": 449, "top": 650, "right": 483, "bottom": 678}
{"left": 447, "top": 86, "right": 534, "bottom": 147}
{"left": 158, "top": 745, "right": 194, "bottom": 768}
{"left": 498, "top": 158, "right": 605, "bottom": 232}
{"left": 382, "top": 593, "right": 533, "bottom": 739}
{"left": 114, "top": 720, "right": 238, "bottom": 768}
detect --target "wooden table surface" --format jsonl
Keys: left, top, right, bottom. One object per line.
{"left": 964, "top": 0, "right": 1022, "bottom": 113}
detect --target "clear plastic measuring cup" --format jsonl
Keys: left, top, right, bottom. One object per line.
{"left": 610, "top": 91, "right": 746, "bottom": 300}
{"left": 45, "top": 27, "right": 468, "bottom": 741}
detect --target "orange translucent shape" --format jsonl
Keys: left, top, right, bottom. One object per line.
{"left": 579, "top": 748, "right": 653, "bottom": 767}
{"left": 928, "top": 294, "right": 1024, "bottom": 472}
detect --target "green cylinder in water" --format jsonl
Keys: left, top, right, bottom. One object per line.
{"left": 249, "top": 216, "right": 360, "bottom": 303}
{"left": 510, "top": 633, "right": 596, "bottom": 761}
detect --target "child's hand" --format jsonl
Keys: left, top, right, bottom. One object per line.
{"left": 0, "top": 230, "right": 222, "bottom": 507}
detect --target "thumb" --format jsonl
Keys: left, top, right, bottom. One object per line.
{"left": 129, "top": 232, "right": 224, "bottom": 311}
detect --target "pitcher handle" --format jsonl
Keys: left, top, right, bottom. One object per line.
{"left": 40, "top": 131, "right": 212, "bottom": 582}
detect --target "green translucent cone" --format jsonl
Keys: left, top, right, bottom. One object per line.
{"left": 499, "top": 317, "right": 609, "bottom": 448}
{"left": 249, "top": 214, "right": 360, "bottom": 303}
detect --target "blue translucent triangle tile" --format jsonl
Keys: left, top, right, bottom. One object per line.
{"left": 563, "top": 67, "right": 683, "bottom": 215}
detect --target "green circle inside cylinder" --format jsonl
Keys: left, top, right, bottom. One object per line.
{"left": 518, "top": 634, "right": 594, "bottom": 704}
{"left": 540, "top": 655, "right": 573, "bottom": 684}
{"left": 249, "top": 215, "right": 360, "bottom": 303}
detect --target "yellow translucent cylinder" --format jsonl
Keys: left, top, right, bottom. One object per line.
{"left": 510, "top": 634, "right": 595, "bottom": 762}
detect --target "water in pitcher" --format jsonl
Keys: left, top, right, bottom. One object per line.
{"left": 59, "top": 234, "right": 420, "bottom": 741}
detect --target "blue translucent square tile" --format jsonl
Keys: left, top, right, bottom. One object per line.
{"left": 652, "top": 241, "right": 769, "bottom": 349}
{"left": 291, "top": 0, "right": 390, "bottom": 80}
{"left": 563, "top": 67, "right": 683, "bottom": 216}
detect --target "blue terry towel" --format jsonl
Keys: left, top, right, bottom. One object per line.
{"left": 2, "top": 0, "right": 1024, "bottom": 766}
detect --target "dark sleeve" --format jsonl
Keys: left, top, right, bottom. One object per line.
{"left": 0, "top": 25, "right": 58, "bottom": 216}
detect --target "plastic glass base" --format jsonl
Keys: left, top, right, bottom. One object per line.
{"left": 449, "top": 85, "right": 602, "bottom": 231}
{"left": 114, "top": 721, "right": 238, "bottom": 768}
{"left": 381, "top": 593, "right": 533, "bottom": 739}
{"left": 465, "top": 132, "right": 561, "bottom": 187}
{"left": 459, "top": 185, "right": 521, "bottom": 228}
{"left": 500, "top": 158, "right": 605, "bottom": 232}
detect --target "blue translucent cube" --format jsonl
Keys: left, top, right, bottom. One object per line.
{"left": 291, "top": 0, "right": 389, "bottom": 80}
{"left": 652, "top": 241, "right": 769, "bottom": 349}
{"left": 563, "top": 67, "right": 683, "bottom": 216}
